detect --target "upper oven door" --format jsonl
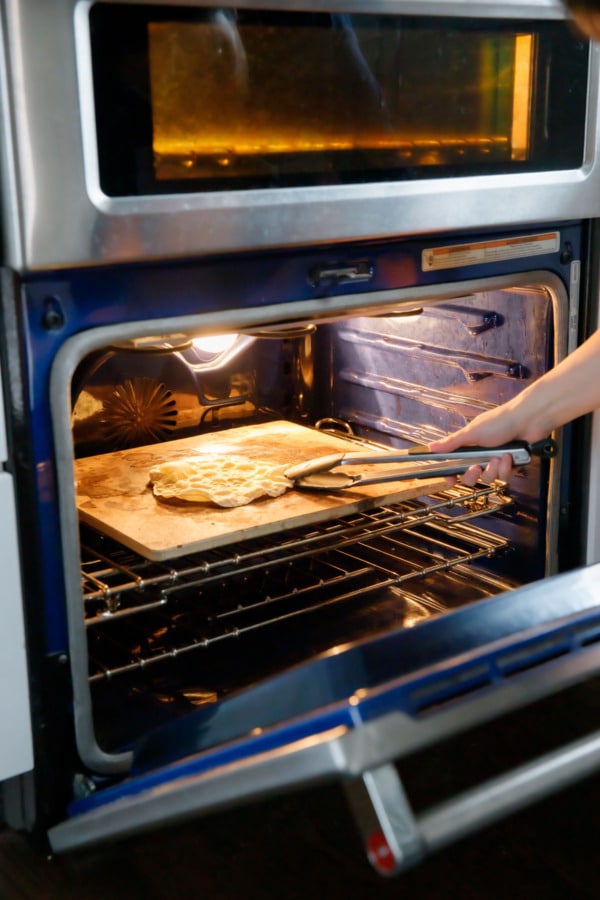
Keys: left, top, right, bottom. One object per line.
{"left": 0, "top": 0, "right": 599, "bottom": 270}
{"left": 48, "top": 563, "right": 600, "bottom": 874}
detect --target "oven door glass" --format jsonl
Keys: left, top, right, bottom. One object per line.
{"left": 89, "top": 5, "right": 589, "bottom": 196}
{"left": 49, "top": 564, "right": 600, "bottom": 871}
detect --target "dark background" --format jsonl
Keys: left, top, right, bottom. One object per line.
{"left": 2, "top": 765, "right": 600, "bottom": 899}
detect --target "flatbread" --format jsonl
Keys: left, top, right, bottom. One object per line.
{"left": 149, "top": 454, "right": 293, "bottom": 508}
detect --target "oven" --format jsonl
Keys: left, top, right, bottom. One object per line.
{"left": 3, "top": 0, "right": 600, "bottom": 878}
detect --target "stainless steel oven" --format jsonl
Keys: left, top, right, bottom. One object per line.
{"left": 3, "top": 0, "right": 600, "bottom": 879}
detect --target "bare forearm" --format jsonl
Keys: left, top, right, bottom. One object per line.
{"left": 513, "top": 328, "right": 600, "bottom": 435}
{"left": 428, "top": 330, "right": 600, "bottom": 484}
{"left": 432, "top": 329, "right": 600, "bottom": 453}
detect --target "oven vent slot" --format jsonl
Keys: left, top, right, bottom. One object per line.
{"left": 407, "top": 663, "right": 492, "bottom": 712}
{"left": 494, "top": 636, "right": 572, "bottom": 677}
{"left": 575, "top": 620, "right": 600, "bottom": 647}
{"left": 81, "top": 484, "right": 514, "bottom": 685}
{"left": 405, "top": 623, "right": 600, "bottom": 716}
{"left": 405, "top": 639, "right": 572, "bottom": 716}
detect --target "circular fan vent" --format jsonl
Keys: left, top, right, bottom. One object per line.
{"left": 101, "top": 377, "right": 178, "bottom": 449}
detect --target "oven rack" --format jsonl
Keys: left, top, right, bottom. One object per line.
{"left": 82, "top": 484, "right": 514, "bottom": 684}
{"left": 81, "top": 482, "right": 509, "bottom": 613}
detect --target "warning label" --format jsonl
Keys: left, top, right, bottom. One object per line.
{"left": 421, "top": 232, "right": 560, "bottom": 272}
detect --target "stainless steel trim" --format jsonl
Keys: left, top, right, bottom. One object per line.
{"left": 48, "top": 725, "right": 353, "bottom": 852}
{"left": 417, "top": 728, "right": 600, "bottom": 859}
{"left": 0, "top": 471, "right": 34, "bottom": 781}
{"left": 78, "top": 0, "right": 569, "bottom": 14}
{"left": 0, "top": 0, "right": 596, "bottom": 270}
{"left": 348, "top": 720, "right": 600, "bottom": 875}
{"left": 568, "top": 260, "right": 581, "bottom": 355}
{"left": 0, "top": 4, "right": 23, "bottom": 269}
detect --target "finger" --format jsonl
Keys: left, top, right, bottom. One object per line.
{"left": 480, "top": 457, "right": 504, "bottom": 485}
{"left": 429, "top": 436, "right": 467, "bottom": 454}
{"left": 458, "top": 464, "right": 484, "bottom": 487}
{"left": 478, "top": 454, "right": 515, "bottom": 485}
{"left": 496, "top": 453, "right": 514, "bottom": 482}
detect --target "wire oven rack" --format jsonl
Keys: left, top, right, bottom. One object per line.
{"left": 81, "top": 483, "right": 515, "bottom": 684}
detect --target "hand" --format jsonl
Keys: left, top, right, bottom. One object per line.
{"left": 441, "top": 452, "right": 513, "bottom": 488}
{"left": 426, "top": 327, "right": 600, "bottom": 486}
{"left": 428, "top": 405, "right": 533, "bottom": 487}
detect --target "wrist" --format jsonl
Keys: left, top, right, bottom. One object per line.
{"left": 507, "top": 383, "right": 557, "bottom": 442}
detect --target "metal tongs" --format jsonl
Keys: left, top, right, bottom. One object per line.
{"left": 284, "top": 438, "right": 558, "bottom": 491}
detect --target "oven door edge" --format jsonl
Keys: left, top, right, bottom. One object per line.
{"left": 48, "top": 563, "right": 600, "bottom": 866}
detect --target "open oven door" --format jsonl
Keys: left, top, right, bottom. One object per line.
{"left": 48, "top": 563, "right": 600, "bottom": 873}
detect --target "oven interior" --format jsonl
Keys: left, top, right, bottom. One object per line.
{"left": 67, "top": 281, "right": 559, "bottom": 759}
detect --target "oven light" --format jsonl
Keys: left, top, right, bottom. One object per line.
{"left": 192, "top": 333, "right": 239, "bottom": 357}
{"left": 183, "top": 332, "right": 257, "bottom": 372}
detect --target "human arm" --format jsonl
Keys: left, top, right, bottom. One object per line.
{"left": 429, "top": 328, "right": 600, "bottom": 485}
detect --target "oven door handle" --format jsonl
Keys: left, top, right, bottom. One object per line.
{"left": 346, "top": 727, "right": 600, "bottom": 876}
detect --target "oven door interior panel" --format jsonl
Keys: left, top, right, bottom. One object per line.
{"left": 47, "top": 564, "right": 600, "bottom": 862}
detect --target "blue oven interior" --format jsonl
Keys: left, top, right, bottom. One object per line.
{"left": 9, "top": 222, "right": 587, "bottom": 825}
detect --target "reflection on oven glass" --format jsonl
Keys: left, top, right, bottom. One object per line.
{"left": 147, "top": 15, "right": 533, "bottom": 184}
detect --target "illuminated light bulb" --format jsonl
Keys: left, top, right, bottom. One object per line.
{"left": 192, "top": 333, "right": 239, "bottom": 355}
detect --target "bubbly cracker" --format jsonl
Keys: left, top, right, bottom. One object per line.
{"left": 149, "top": 454, "right": 293, "bottom": 508}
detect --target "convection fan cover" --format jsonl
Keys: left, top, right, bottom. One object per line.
{"left": 101, "top": 377, "right": 178, "bottom": 448}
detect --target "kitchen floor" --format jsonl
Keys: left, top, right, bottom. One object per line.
{"left": 2, "top": 771, "right": 600, "bottom": 900}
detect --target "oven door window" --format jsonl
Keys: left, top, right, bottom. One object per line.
{"left": 88, "top": 6, "right": 589, "bottom": 196}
